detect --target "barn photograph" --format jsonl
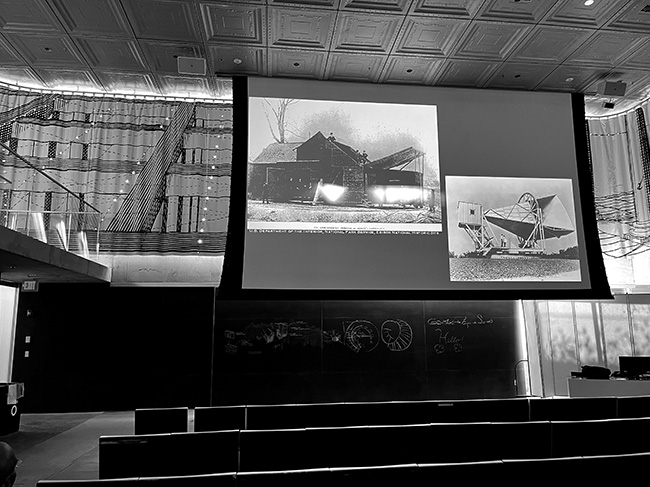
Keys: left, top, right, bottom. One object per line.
{"left": 247, "top": 97, "right": 441, "bottom": 234}
{"left": 446, "top": 176, "right": 581, "bottom": 282}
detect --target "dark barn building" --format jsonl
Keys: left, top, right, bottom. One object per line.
{"left": 250, "top": 131, "right": 429, "bottom": 206}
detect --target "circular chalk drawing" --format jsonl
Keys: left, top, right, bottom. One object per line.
{"left": 345, "top": 320, "right": 379, "bottom": 353}
{"left": 381, "top": 319, "right": 413, "bottom": 352}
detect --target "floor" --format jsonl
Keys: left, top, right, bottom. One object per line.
{"left": 1, "top": 410, "right": 195, "bottom": 487}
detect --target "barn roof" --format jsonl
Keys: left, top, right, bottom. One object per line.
{"left": 305, "top": 131, "right": 361, "bottom": 165}
{"left": 253, "top": 142, "right": 301, "bottom": 163}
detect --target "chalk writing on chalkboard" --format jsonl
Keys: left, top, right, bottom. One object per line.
{"left": 224, "top": 321, "right": 320, "bottom": 355}
{"left": 426, "top": 314, "right": 494, "bottom": 327}
{"left": 324, "top": 319, "right": 413, "bottom": 353}
{"left": 433, "top": 328, "right": 465, "bottom": 354}
{"left": 427, "top": 314, "right": 492, "bottom": 355}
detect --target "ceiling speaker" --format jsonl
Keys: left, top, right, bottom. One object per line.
{"left": 598, "top": 81, "right": 627, "bottom": 97}
{"left": 177, "top": 56, "right": 206, "bottom": 76}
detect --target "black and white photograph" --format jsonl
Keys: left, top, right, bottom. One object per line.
{"left": 247, "top": 97, "right": 441, "bottom": 234}
{"left": 446, "top": 176, "right": 581, "bottom": 282}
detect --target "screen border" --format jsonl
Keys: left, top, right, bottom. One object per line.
{"left": 219, "top": 76, "right": 611, "bottom": 301}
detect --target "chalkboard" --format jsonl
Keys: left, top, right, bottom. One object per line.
{"left": 213, "top": 300, "right": 521, "bottom": 403}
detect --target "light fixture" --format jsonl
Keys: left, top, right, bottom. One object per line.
{"left": 584, "top": 0, "right": 595, "bottom": 5}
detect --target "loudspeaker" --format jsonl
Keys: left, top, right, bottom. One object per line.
{"left": 602, "top": 101, "right": 616, "bottom": 109}
{"left": 177, "top": 56, "right": 206, "bottom": 76}
{"left": 598, "top": 81, "right": 627, "bottom": 97}
{"left": 0, "top": 403, "right": 20, "bottom": 435}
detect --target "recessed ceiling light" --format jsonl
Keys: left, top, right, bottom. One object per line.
{"left": 584, "top": 0, "right": 595, "bottom": 5}
{"left": 233, "top": 58, "right": 243, "bottom": 65}
{"left": 565, "top": 77, "right": 574, "bottom": 82}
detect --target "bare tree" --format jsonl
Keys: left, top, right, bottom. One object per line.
{"left": 263, "top": 98, "right": 299, "bottom": 143}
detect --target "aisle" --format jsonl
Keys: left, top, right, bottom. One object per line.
{"left": 1, "top": 411, "right": 134, "bottom": 487}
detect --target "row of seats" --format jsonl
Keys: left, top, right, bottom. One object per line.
{"left": 37, "top": 453, "right": 650, "bottom": 486}
{"left": 135, "top": 395, "right": 650, "bottom": 434}
{"left": 101, "top": 416, "right": 650, "bottom": 479}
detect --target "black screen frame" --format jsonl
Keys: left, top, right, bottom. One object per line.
{"left": 219, "top": 76, "right": 611, "bottom": 301}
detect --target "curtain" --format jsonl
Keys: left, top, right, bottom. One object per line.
{"left": 587, "top": 99, "right": 650, "bottom": 289}
{"left": 0, "top": 84, "right": 232, "bottom": 285}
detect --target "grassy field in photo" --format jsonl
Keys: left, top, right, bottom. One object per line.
{"left": 248, "top": 200, "right": 442, "bottom": 225}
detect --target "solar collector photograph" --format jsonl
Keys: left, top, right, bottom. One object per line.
{"left": 446, "top": 176, "right": 580, "bottom": 282}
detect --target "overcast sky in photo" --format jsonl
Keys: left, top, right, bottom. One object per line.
{"left": 249, "top": 97, "right": 439, "bottom": 175}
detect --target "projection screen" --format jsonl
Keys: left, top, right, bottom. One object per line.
{"left": 221, "top": 76, "right": 610, "bottom": 300}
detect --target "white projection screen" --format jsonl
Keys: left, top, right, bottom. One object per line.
{"left": 222, "top": 76, "right": 610, "bottom": 300}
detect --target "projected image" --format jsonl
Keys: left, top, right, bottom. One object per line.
{"left": 446, "top": 176, "right": 581, "bottom": 282}
{"left": 247, "top": 97, "right": 441, "bottom": 233}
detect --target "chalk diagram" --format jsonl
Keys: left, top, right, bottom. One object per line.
{"left": 223, "top": 321, "right": 319, "bottom": 355}
{"left": 324, "top": 319, "right": 413, "bottom": 353}
{"left": 345, "top": 320, "right": 380, "bottom": 353}
{"left": 381, "top": 319, "right": 413, "bottom": 352}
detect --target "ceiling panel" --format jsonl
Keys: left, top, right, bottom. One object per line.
{"left": 94, "top": 70, "right": 160, "bottom": 94}
{"left": 0, "top": 0, "right": 63, "bottom": 34}
{"left": 48, "top": 0, "right": 133, "bottom": 38}
{"left": 605, "top": 0, "right": 650, "bottom": 33}
{"left": 156, "top": 73, "right": 212, "bottom": 96}
{"left": 123, "top": 0, "right": 201, "bottom": 41}
{"left": 268, "top": 6, "right": 335, "bottom": 49}
{"left": 208, "top": 44, "right": 268, "bottom": 76}
{"left": 379, "top": 54, "right": 441, "bottom": 83}
{"left": 434, "top": 58, "right": 500, "bottom": 88}
{"left": 269, "top": 47, "right": 327, "bottom": 78}
{"left": 34, "top": 68, "right": 101, "bottom": 90}
{"left": 394, "top": 16, "right": 468, "bottom": 56}
{"left": 139, "top": 40, "right": 204, "bottom": 73}
{"left": 0, "top": 36, "right": 24, "bottom": 65}
{"left": 564, "top": 30, "right": 650, "bottom": 67}
{"left": 543, "top": 0, "right": 629, "bottom": 28}
{"left": 485, "top": 61, "right": 557, "bottom": 90}
{"left": 618, "top": 37, "right": 650, "bottom": 70}
{"left": 0, "top": 67, "right": 41, "bottom": 86}
{"left": 508, "top": 25, "right": 594, "bottom": 64}
{"left": 342, "top": 0, "right": 411, "bottom": 13}
{"left": 271, "top": 0, "right": 340, "bottom": 8}
{"left": 332, "top": 11, "right": 402, "bottom": 52}
{"left": 325, "top": 51, "right": 386, "bottom": 81}
{"left": 74, "top": 38, "right": 148, "bottom": 72}
{"left": 0, "top": 0, "right": 645, "bottom": 117}
{"left": 451, "top": 21, "right": 532, "bottom": 61}
{"left": 4, "top": 33, "right": 86, "bottom": 68}
{"left": 535, "top": 65, "right": 604, "bottom": 93}
{"left": 410, "top": 0, "right": 484, "bottom": 18}
{"left": 476, "top": 0, "right": 557, "bottom": 24}
{"left": 200, "top": 2, "right": 266, "bottom": 45}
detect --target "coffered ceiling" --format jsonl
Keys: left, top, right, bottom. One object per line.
{"left": 1, "top": 0, "right": 650, "bottom": 117}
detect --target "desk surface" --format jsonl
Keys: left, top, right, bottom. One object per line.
{"left": 568, "top": 377, "right": 650, "bottom": 397}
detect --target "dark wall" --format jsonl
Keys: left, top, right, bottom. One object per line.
{"left": 11, "top": 287, "right": 523, "bottom": 412}
{"left": 213, "top": 300, "right": 522, "bottom": 405}
{"left": 12, "top": 284, "right": 215, "bottom": 413}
